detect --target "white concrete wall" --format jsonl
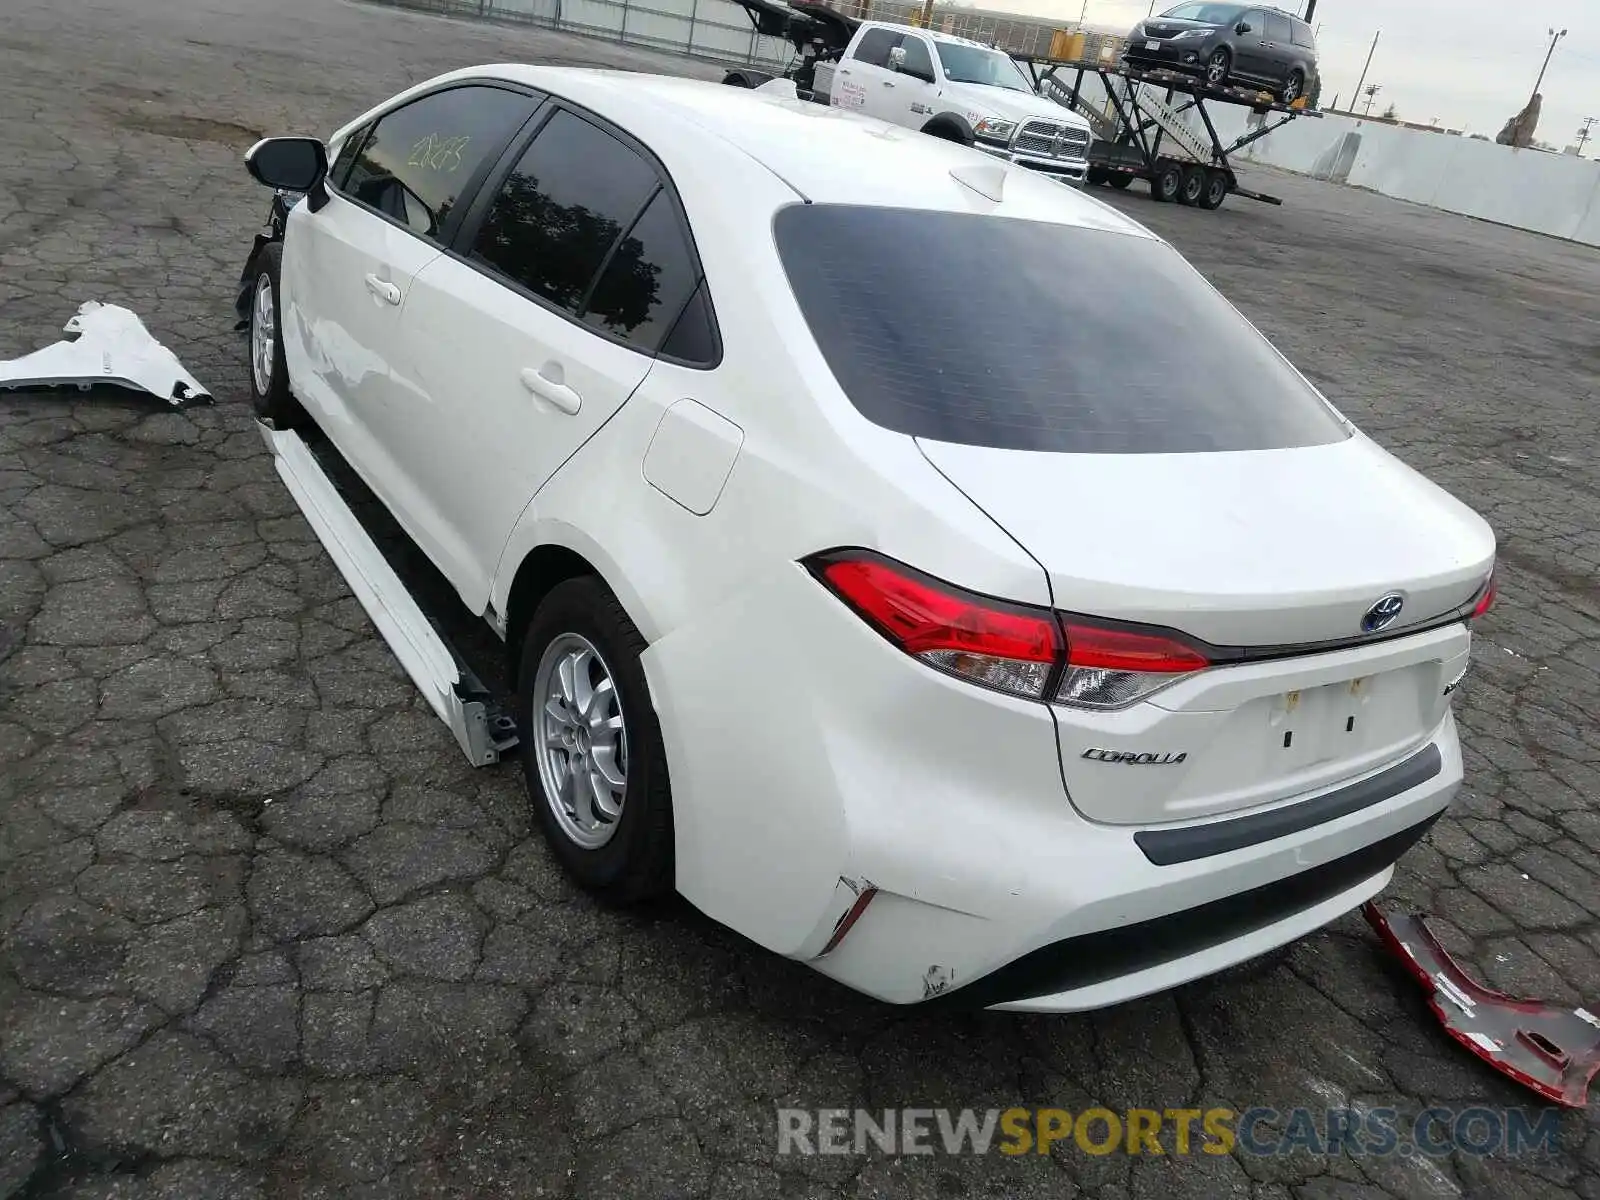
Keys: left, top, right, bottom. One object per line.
{"left": 1223, "top": 108, "right": 1600, "bottom": 247}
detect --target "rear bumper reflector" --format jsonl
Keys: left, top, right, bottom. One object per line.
{"left": 1134, "top": 742, "right": 1443, "bottom": 866}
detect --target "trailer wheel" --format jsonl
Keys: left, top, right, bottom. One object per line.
{"left": 1108, "top": 174, "right": 1132, "bottom": 190}
{"left": 1151, "top": 161, "right": 1183, "bottom": 203}
{"left": 1178, "top": 164, "right": 1208, "bottom": 206}
{"left": 1198, "top": 168, "right": 1229, "bottom": 210}
{"left": 1087, "top": 167, "right": 1109, "bottom": 187}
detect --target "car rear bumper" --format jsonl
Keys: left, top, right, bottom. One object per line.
{"left": 646, "top": 560, "right": 1464, "bottom": 1014}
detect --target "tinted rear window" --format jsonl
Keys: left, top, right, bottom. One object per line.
{"left": 772, "top": 205, "right": 1348, "bottom": 455}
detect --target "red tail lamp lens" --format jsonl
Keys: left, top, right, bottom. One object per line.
{"left": 1061, "top": 622, "right": 1211, "bottom": 673}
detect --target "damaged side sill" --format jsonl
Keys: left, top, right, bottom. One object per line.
{"left": 258, "top": 422, "right": 517, "bottom": 767}
{"left": 0, "top": 301, "right": 211, "bottom": 407}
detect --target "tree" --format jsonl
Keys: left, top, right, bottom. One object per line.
{"left": 1381, "top": 102, "right": 1398, "bottom": 121}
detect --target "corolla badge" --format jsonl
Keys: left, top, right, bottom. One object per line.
{"left": 1361, "top": 592, "right": 1405, "bottom": 634}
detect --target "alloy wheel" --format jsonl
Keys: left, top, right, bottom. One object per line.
{"left": 250, "top": 273, "right": 275, "bottom": 396}
{"left": 533, "top": 632, "right": 629, "bottom": 850}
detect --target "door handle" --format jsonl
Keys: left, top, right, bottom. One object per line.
{"left": 883, "top": 80, "right": 895, "bottom": 87}
{"left": 363, "top": 274, "right": 401, "bottom": 305}
{"left": 519, "top": 367, "right": 582, "bottom": 415}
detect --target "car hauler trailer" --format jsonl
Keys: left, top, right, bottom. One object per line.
{"left": 1013, "top": 55, "right": 1322, "bottom": 211}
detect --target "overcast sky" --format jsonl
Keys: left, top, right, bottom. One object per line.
{"left": 986, "top": 0, "right": 1597, "bottom": 144}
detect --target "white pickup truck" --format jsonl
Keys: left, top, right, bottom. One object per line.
{"left": 722, "top": 6, "right": 1094, "bottom": 184}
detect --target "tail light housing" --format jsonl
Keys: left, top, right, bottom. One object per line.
{"left": 1469, "top": 570, "right": 1497, "bottom": 619}
{"left": 806, "top": 550, "right": 1208, "bottom": 708}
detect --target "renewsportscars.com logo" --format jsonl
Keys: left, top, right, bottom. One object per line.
{"left": 777, "top": 1106, "right": 1562, "bottom": 1159}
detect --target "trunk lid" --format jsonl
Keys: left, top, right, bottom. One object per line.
{"left": 918, "top": 436, "right": 1493, "bottom": 825}
{"left": 917, "top": 435, "right": 1493, "bottom": 648}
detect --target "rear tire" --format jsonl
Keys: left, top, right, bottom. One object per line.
{"left": 517, "top": 577, "right": 674, "bottom": 904}
{"left": 246, "top": 242, "right": 305, "bottom": 429}
{"left": 1151, "top": 161, "right": 1183, "bottom": 203}
{"left": 1178, "top": 163, "right": 1208, "bottom": 206}
{"left": 1198, "top": 167, "right": 1230, "bottom": 210}
{"left": 1281, "top": 69, "right": 1305, "bottom": 105}
{"left": 1107, "top": 173, "right": 1132, "bottom": 190}
{"left": 1086, "top": 166, "right": 1109, "bottom": 187}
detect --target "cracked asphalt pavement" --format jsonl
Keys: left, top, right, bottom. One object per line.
{"left": 2, "top": 0, "right": 1600, "bottom": 1196}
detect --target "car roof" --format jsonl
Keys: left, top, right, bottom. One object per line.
{"left": 857, "top": 19, "right": 991, "bottom": 49}
{"left": 415, "top": 66, "right": 1152, "bottom": 238}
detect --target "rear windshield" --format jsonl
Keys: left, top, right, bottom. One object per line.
{"left": 772, "top": 204, "right": 1349, "bottom": 455}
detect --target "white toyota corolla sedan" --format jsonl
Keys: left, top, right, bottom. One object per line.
{"left": 238, "top": 65, "right": 1496, "bottom": 1012}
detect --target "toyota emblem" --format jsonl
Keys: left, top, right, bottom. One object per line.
{"left": 1361, "top": 593, "right": 1405, "bottom": 634}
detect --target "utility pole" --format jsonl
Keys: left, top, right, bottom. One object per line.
{"left": 1579, "top": 116, "right": 1599, "bottom": 156}
{"left": 1530, "top": 27, "right": 1568, "bottom": 102}
{"left": 1352, "top": 30, "right": 1380, "bottom": 107}
{"left": 917, "top": 0, "right": 934, "bottom": 28}
{"left": 1361, "top": 83, "right": 1382, "bottom": 116}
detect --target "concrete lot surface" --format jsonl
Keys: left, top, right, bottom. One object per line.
{"left": 2, "top": 0, "right": 1599, "bottom": 1197}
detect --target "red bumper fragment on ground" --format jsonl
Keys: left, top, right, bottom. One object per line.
{"left": 1365, "top": 900, "right": 1600, "bottom": 1107}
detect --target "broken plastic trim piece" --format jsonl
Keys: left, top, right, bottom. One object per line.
{"left": 0, "top": 302, "right": 212, "bottom": 407}
{"left": 257, "top": 423, "right": 516, "bottom": 767}
{"left": 1366, "top": 900, "right": 1600, "bottom": 1107}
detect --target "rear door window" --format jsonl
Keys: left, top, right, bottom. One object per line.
{"left": 340, "top": 85, "right": 539, "bottom": 242}
{"left": 469, "top": 108, "right": 660, "bottom": 315}
{"left": 773, "top": 204, "right": 1349, "bottom": 454}
{"left": 467, "top": 107, "right": 717, "bottom": 361}
{"left": 852, "top": 27, "right": 898, "bottom": 67}
{"left": 1264, "top": 12, "right": 1293, "bottom": 42}
{"left": 1290, "top": 19, "right": 1316, "bottom": 47}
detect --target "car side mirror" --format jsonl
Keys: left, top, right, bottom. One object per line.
{"left": 1235, "top": 21, "right": 1252, "bottom": 34}
{"left": 246, "top": 137, "right": 330, "bottom": 211}
{"left": 888, "top": 46, "right": 907, "bottom": 70}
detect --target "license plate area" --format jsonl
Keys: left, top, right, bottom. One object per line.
{"left": 1266, "top": 669, "right": 1425, "bottom": 773}
{"left": 1145, "top": 39, "right": 1161, "bottom": 50}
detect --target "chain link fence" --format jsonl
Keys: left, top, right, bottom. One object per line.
{"left": 375, "top": 0, "right": 795, "bottom": 69}
{"left": 372, "top": 0, "right": 1128, "bottom": 74}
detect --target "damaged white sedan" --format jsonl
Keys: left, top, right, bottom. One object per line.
{"left": 238, "top": 66, "right": 1496, "bottom": 1012}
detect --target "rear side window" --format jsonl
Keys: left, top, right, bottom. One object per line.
{"left": 853, "top": 27, "right": 898, "bottom": 66}
{"left": 773, "top": 205, "right": 1348, "bottom": 454}
{"left": 582, "top": 189, "right": 703, "bottom": 353}
{"left": 471, "top": 109, "right": 658, "bottom": 315}
{"left": 341, "top": 86, "right": 537, "bottom": 241}
{"left": 1290, "top": 19, "right": 1315, "bottom": 47}
{"left": 1264, "top": 12, "right": 1293, "bottom": 42}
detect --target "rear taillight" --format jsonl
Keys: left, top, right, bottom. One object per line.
{"left": 1054, "top": 620, "right": 1210, "bottom": 709}
{"left": 1470, "top": 570, "right": 1497, "bottom": 619}
{"left": 806, "top": 551, "right": 1208, "bottom": 708}
{"left": 811, "top": 553, "right": 1060, "bottom": 699}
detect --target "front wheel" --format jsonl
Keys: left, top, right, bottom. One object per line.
{"left": 518, "top": 577, "right": 674, "bottom": 904}
{"left": 1204, "top": 48, "right": 1232, "bottom": 87}
{"left": 246, "top": 242, "right": 305, "bottom": 429}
